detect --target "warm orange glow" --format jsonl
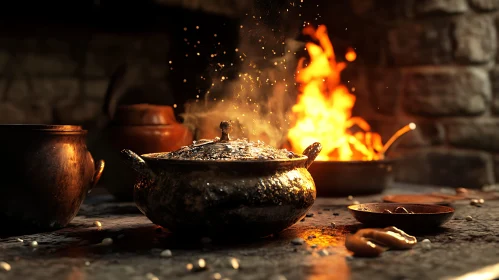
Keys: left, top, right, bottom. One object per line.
{"left": 287, "top": 25, "right": 384, "bottom": 161}
{"left": 345, "top": 47, "right": 357, "bottom": 62}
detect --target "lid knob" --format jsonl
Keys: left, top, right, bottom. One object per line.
{"left": 220, "top": 121, "right": 233, "bottom": 142}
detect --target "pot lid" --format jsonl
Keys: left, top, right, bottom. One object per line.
{"left": 153, "top": 121, "right": 300, "bottom": 161}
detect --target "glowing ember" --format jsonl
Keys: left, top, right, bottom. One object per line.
{"left": 287, "top": 25, "right": 411, "bottom": 161}
{"left": 345, "top": 47, "right": 357, "bottom": 62}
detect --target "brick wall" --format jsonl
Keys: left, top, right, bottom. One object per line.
{"left": 328, "top": 0, "right": 499, "bottom": 188}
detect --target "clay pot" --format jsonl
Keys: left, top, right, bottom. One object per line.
{"left": 104, "top": 104, "right": 193, "bottom": 201}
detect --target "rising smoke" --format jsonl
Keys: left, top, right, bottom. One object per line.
{"left": 181, "top": 2, "right": 304, "bottom": 148}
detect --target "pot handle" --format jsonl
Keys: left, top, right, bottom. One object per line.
{"left": 90, "top": 160, "right": 105, "bottom": 191}
{"left": 121, "top": 149, "right": 156, "bottom": 180}
{"left": 302, "top": 142, "right": 323, "bottom": 169}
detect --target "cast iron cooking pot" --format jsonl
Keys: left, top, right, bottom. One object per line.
{"left": 122, "top": 121, "right": 322, "bottom": 238}
{"left": 0, "top": 125, "right": 105, "bottom": 234}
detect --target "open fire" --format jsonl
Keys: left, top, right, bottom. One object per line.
{"left": 287, "top": 25, "right": 415, "bottom": 161}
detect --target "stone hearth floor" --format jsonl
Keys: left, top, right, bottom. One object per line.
{"left": 0, "top": 184, "right": 498, "bottom": 280}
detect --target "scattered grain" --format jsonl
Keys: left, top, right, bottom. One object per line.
{"left": 146, "top": 272, "right": 159, "bottom": 280}
{"left": 101, "top": 238, "right": 113, "bottom": 246}
{"left": 0, "top": 262, "right": 11, "bottom": 272}
{"left": 230, "top": 258, "right": 240, "bottom": 269}
{"left": 160, "top": 249, "right": 172, "bottom": 258}
{"left": 291, "top": 238, "right": 305, "bottom": 245}
{"left": 318, "top": 249, "right": 329, "bottom": 256}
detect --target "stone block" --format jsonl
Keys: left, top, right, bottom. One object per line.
{"left": 87, "top": 34, "right": 142, "bottom": 53}
{"left": 32, "top": 79, "right": 80, "bottom": 105}
{"left": 469, "top": 0, "right": 499, "bottom": 11}
{"left": 142, "top": 34, "right": 170, "bottom": 63}
{"left": 350, "top": 0, "right": 416, "bottom": 19}
{"left": 489, "top": 67, "right": 499, "bottom": 113}
{"left": 13, "top": 38, "right": 39, "bottom": 52}
{"left": 368, "top": 119, "right": 445, "bottom": 150}
{"left": 348, "top": 68, "right": 376, "bottom": 117}
{"left": 43, "top": 38, "right": 73, "bottom": 53}
{"left": 350, "top": 0, "right": 374, "bottom": 16}
{"left": 5, "top": 80, "right": 31, "bottom": 103}
{"left": 5, "top": 79, "right": 80, "bottom": 113}
{"left": 367, "top": 68, "right": 403, "bottom": 115}
{"left": 84, "top": 79, "right": 108, "bottom": 100}
{"left": 403, "top": 67, "right": 491, "bottom": 116}
{"left": 493, "top": 155, "right": 499, "bottom": 182}
{"left": 153, "top": 0, "right": 251, "bottom": 18}
{"left": 415, "top": 0, "right": 468, "bottom": 14}
{"left": 0, "top": 50, "right": 9, "bottom": 73}
{"left": 0, "top": 102, "right": 26, "bottom": 124}
{"left": 84, "top": 52, "right": 146, "bottom": 78}
{"left": 387, "top": 20, "right": 453, "bottom": 66}
{"left": 394, "top": 148, "right": 494, "bottom": 188}
{"left": 0, "top": 79, "right": 5, "bottom": 99}
{"left": 147, "top": 65, "right": 168, "bottom": 80}
{"left": 55, "top": 100, "right": 102, "bottom": 124}
{"left": 447, "top": 119, "right": 499, "bottom": 152}
{"left": 85, "top": 33, "right": 164, "bottom": 78}
{"left": 20, "top": 53, "right": 78, "bottom": 75}
{"left": 24, "top": 101, "right": 53, "bottom": 124}
{"left": 455, "top": 16, "right": 496, "bottom": 63}
{"left": 83, "top": 52, "right": 107, "bottom": 77}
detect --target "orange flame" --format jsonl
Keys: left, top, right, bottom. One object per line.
{"left": 287, "top": 25, "right": 383, "bottom": 161}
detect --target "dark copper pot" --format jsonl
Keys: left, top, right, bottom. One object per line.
{"left": 0, "top": 125, "right": 104, "bottom": 234}
{"left": 309, "top": 160, "right": 394, "bottom": 197}
{"left": 121, "top": 143, "right": 322, "bottom": 238}
{"left": 104, "top": 104, "right": 193, "bottom": 201}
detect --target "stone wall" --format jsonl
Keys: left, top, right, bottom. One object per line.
{"left": 0, "top": 31, "right": 170, "bottom": 125}
{"left": 328, "top": 0, "right": 499, "bottom": 188}
{"left": 0, "top": 1, "right": 247, "bottom": 127}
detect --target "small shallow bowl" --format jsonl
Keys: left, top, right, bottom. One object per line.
{"left": 348, "top": 203, "right": 455, "bottom": 230}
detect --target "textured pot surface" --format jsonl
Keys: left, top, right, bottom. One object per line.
{"left": 121, "top": 139, "right": 322, "bottom": 238}
{"left": 0, "top": 125, "right": 104, "bottom": 234}
{"left": 134, "top": 159, "right": 317, "bottom": 238}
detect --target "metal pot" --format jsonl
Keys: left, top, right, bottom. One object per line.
{"left": 0, "top": 125, "right": 105, "bottom": 234}
{"left": 309, "top": 160, "right": 394, "bottom": 197}
{"left": 122, "top": 121, "right": 322, "bottom": 238}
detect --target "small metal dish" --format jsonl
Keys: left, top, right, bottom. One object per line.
{"left": 348, "top": 203, "right": 455, "bottom": 230}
